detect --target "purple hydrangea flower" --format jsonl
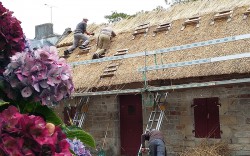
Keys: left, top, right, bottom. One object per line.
{"left": 3, "top": 46, "right": 74, "bottom": 106}
{"left": 66, "top": 138, "right": 92, "bottom": 156}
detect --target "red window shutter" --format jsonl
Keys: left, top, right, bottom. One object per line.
{"left": 207, "top": 97, "right": 221, "bottom": 138}
{"left": 194, "top": 98, "right": 207, "bottom": 138}
{"left": 193, "top": 97, "right": 221, "bottom": 138}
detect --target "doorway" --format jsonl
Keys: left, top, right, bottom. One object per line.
{"left": 120, "top": 94, "right": 143, "bottom": 156}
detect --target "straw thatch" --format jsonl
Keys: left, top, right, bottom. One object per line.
{"left": 56, "top": 0, "right": 250, "bottom": 92}
{"left": 179, "top": 140, "right": 231, "bottom": 156}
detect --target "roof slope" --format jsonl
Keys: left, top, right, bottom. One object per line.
{"left": 57, "top": 0, "right": 250, "bottom": 92}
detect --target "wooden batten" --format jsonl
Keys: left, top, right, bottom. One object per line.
{"left": 100, "top": 63, "right": 120, "bottom": 78}
{"left": 210, "top": 10, "right": 233, "bottom": 24}
{"left": 79, "top": 45, "right": 91, "bottom": 54}
{"left": 100, "top": 72, "right": 115, "bottom": 78}
{"left": 107, "top": 63, "right": 119, "bottom": 68}
{"left": 114, "top": 49, "right": 129, "bottom": 56}
{"left": 181, "top": 17, "right": 201, "bottom": 30}
{"left": 243, "top": 8, "right": 250, "bottom": 19}
{"left": 153, "top": 22, "right": 171, "bottom": 36}
{"left": 132, "top": 23, "right": 150, "bottom": 39}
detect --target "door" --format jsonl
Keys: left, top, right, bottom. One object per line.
{"left": 120, "top": 94, "right": 143, "bottom": 156}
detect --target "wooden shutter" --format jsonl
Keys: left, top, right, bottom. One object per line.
{"left": 194, "top": 98, "right": 207, "bottom": 138}
{"left": 193, "top": 97, "right": 221, "bottom": 138}
{"left": 207, "top": 97, "right": 221, "bottom": 138}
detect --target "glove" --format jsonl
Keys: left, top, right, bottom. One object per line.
{"left": 141, "top": 148, "right": 147, "bottom": 153}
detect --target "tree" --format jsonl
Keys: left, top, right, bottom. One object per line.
{"left": 104, "top": 11, "right": 131, "bottom": 23}
{"left": 165, "top": 0, "right": 198, "bottom": 5}
{"left": 153, "top": 6, "right": 166, "bottom": 11}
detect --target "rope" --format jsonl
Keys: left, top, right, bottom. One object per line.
{"left": 154, "top": 54, "right": 157, "bottom": 65}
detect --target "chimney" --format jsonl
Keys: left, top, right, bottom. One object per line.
{"left": 35, "top": 23, "right": 54, "bottom": 39}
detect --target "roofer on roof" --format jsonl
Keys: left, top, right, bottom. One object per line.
{"left": 92, "top": 25, "right": 116, "bottom": 59}
{"left": 64, "top": 18, "right": 94, "bottom": 56}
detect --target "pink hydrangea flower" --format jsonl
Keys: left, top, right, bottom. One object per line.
{"left": 0, "top": 106, "right": 72, "bottom": 155}
{"left": 0, "top": 2, "right": 25, "bottom": 74}
{"left": 3, "top": 46, "right": 74, "bottom": 106}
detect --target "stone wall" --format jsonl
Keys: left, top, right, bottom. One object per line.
{"left": 54, "top": 95, "right": 120, "bottom": 155}
{"left": 85, "top": 95, "right": 120, "bottom": 155}
{"left": 54, "top": 84, "right": 250, "bottom": 156}
{"left": 141, "top": 84, "right": 250, "bottom": 156}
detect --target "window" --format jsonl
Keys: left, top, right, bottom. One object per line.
{"left": 193, "top": 97, "right": 221, "bottom": 138}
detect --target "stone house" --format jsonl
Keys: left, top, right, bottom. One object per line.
{"left": 54, "top": 0, "right": 250, "bottom": 155}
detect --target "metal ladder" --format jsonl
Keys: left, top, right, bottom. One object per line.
{"left": 138, "top": 92, "right": 168, "bottom": 156}
{"left": 72, "top": 97, "right": 90, "bottom": 128}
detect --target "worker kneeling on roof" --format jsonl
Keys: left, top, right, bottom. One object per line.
{"left": 92, "top": 25, "right": 116, "bottom": 59}
{"left": 64, "top": 17, "right": 94, "bottom": 56}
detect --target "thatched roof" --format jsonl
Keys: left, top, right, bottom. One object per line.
{"left": 57, "top": 0, "right": 250, "bottom": 92}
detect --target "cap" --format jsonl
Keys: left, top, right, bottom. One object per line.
{"left": 83, "top": 18, "right": 89, "bottom": 21}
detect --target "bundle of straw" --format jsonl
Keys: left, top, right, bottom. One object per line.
{"left": 179, "top": 140, "right": 231, "bottom": 156}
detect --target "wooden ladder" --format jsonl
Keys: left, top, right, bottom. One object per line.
{"left": 210, "top": 10, "right": 233, "bottom": 25}
{"left": 181, "top": 16, "right": 201, "bottom": 31}
{"left": 132, "top": 23, "right": 150, "bottom": 39}
{"left": 153, "top": 22, "right": 171, "bottom": 36}
{"left": 100, "top": 63, "right": 119, "bottom": 78}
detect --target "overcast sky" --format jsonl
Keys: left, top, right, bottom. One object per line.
{"left": 1, "top": 0, "right": 168, "bottom": 39}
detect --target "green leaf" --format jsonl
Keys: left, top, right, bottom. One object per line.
{"left": 34, "top": 104, "right": 63, "bottom": 125}
{"left": 66, "top": 129, "right": 96, "bottom": 148}
{"left": 66, "top": 125, "right": 82, "bottom": 131}
{"left": 69, "top": 149, "right": 76, "bottom": 156}
{"left": 0, "top": 78, "right": 5, "bottom": 89}
{"left": 0, "top": 100, "right": 9, "bottom": 106}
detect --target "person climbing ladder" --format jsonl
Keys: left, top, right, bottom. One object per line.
{"left": 141, "top": 129, "right": 167, "bottom": 156}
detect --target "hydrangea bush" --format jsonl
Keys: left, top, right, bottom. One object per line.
{"left": 0, "top": 105, "right": 72, "bottom": 155}
{"left": 0, "top": 2, "right": 95, "bottom": 156}
{"left": 3, "top": 46, "right": 74, "bottom": 106}
{"left": 0, "top": 2, "right": 25, "bottom": 74}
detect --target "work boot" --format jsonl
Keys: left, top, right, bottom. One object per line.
{"left": 92, "top": 53, "right": 100, "bottom": 59}
{"left": 64, "top": 50, "right": 72, "bottom": 56}
{"left": 64, "top": 50, "right": 69, "bottom": 56}
{"left": 79, "top": 45, "right": 87, "bottom": 49}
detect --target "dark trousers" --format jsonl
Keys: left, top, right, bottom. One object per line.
{"left": 148, "top": 139, "right": 166, "bottom": 156}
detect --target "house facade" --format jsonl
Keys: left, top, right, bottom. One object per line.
{"left": 54, "top": 0, "right": 250, "bottom": 155}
